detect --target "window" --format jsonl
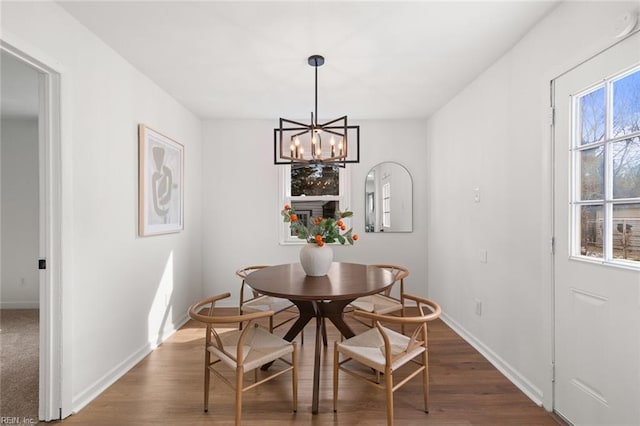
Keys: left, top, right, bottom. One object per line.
{"left": 572, "top": 65, "right": 640, "bottom": 265}
{"left": 280, "top": 164, "right": 351, "bottom": 244}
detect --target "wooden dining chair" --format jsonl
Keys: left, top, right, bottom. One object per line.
{"left": 333, "top": 293, "right": 441, "bottom": 426}
{"left": 236, "top": 265, "right": 303, "bottom": 343}
{"left": 188, "top": 292, "right": 298, "bottom": 426}
{"left": 349, "top": 264, "right": 409, "bottom": 333}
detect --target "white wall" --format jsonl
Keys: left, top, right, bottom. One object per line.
{"left": 1, "top": 118, "right": 39, "bottom": 308}
{"left": 426, "top": 0, "right": 639, "bottom": 410}
{"left": 1, "top": 2, "right": 203, "bottom": 414}
{"left": 202, "top": 119, "right": 428, "bottom": 303}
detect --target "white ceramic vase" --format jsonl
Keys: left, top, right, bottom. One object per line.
{"left": 299, "top": 243, "right": 333, "bottom": 276}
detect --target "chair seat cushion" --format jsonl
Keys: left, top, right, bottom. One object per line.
{"left": 350, "top": 294, "right": 402, "bottom": 315}
{"left": 208, "top": 326, "right": 294, "bottom": 372}
{"left": 337, "top": 326, "right": 424, "bottom": 372}
{"left": 241, "top": 295, "right": 294, "bottom": 314}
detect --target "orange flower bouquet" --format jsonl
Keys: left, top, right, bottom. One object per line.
{"left": 281, "top": 205, "right": 358, "bottom": 246}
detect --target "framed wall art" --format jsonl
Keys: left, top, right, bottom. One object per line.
{"left": 138, "top": 124, "right": 184, "bottom": 236}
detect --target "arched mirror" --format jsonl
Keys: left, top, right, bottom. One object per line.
{"left": 365, "top": 162, "right": 413, "bottom": 232}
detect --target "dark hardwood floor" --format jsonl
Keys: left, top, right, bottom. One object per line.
{"left": 57, "top": 309, "right": 565, "bottom": 425}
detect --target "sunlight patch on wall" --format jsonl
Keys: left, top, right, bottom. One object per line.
{"left": 147, "top": 251, "right": 174, "bottom": 346}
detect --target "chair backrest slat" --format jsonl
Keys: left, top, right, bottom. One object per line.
{"left": 237, "top": 265, "right": 270, "bottom": 304}
{"left": 362, "top": 292, "right": 440, "bottom": 363}
{"left": 188, "top": 293, "right": 275, "bottom": 366}
{"left": 372, "top": 264, "right": 409, "bottom": 298}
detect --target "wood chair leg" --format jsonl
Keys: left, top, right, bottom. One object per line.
{"left": 385, "top": 367, "right": 394, "bottom": 426}
{"left": 333, "top": 342, "right": 339, "bottom": 412}
{"left": 204, "top": 353, "right": 210, "bottom": 413}
{"left": 235, "top": 367, "right": 243, "bottom": 426}
{"left": 422, "top": 351, "right": 429, "bottom": 413}
{"left": 292, "top": 343, "right": 298, "bottom": 413}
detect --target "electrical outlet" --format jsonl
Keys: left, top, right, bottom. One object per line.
{"left": 475, "top": 299, "right": 482, "bottom": 316}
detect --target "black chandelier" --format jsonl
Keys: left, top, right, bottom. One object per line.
{"left": 274, "top": 55, "right": 360, "bottom": 167}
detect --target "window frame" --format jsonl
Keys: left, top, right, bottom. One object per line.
{"left": 279, "top": 165, "right": 351, "bottom": 245}
{"left": 570, "top": 64, "right": 640, "bottom": 268}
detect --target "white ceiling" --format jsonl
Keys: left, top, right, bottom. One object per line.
{"left": 56, "top": 1, "right": 559, "bottom": 120}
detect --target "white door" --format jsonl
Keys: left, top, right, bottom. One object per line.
{"left": 553, "top": 31, "right": 640, "bottom": 425}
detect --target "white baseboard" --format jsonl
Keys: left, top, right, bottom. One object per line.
{"left": 439, "top": 312, "right": 544, "bottom": 406}
{"left": 0, "top": 301, "right": 39, "bottom": 309}
{"left": 71, "top": 312, "right": 189, "bottom": 413}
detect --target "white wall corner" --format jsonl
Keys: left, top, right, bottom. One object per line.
{"left": 440, "top": 312, "right": 546, "bottom": 408}
{"left": 70, "top": 312, "right": 189, "bottom": 414}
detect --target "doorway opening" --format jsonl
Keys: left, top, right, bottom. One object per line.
{"left": 0, "top": 49, "right": 41, "bottom": 422}
{"left": 0, "top": 40, "right": 65, "bottom": 421}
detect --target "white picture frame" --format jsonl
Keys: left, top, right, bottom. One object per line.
{"left": 138, "top": 124, "right": 184, "bottom": 236}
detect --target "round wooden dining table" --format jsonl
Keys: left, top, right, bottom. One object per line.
{"left": 244, "top": 262, "right": 396, "bottom": 414}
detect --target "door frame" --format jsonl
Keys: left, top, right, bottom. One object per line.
{"left": 1, "top": 35, "right": 70, "bottom": 421}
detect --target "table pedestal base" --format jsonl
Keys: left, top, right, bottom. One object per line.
{"left": 262, "top": 298, "right": 356, "bottom": 414}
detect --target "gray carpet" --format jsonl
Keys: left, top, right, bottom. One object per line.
{"left": 0, "top": 309, "right": 39, "bottom": 423}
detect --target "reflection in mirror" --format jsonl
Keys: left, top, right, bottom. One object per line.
{"left": 365, "top": 162, "right": 412, "bottom": 232}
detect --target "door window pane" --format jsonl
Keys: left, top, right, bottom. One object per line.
{"left": 613, "top": 137, "right": 640, "bottom": 198}
{"left": 580, "top": 147, "right": 604, "bottom": 200}
{"left": 579, "top": 205, "right": 603, "bottom": 258}
{"left": 571, "top": 65, "right": 640, "bottom": 267}
{"left": 613, "top": 69, "right": 640, "bottom": 137}
{"left": 579, "top": 87, "right": 605, "bottom": 145}
{"left": 612, "top": 204, "right": 640, "bottom": 261}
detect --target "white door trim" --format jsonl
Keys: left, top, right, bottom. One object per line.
{"left": 0, "top": 34, "right": 71, "bottom": 421}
